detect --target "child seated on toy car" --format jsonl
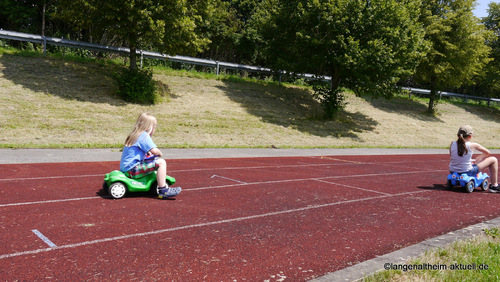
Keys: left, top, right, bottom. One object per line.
{"left": 449, "top": 125, "right": 499, "bottom": 191}
{"left": 120, "top": 113, "right": 181, "bottom": 198}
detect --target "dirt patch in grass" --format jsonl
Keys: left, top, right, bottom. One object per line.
{"left": 0, "top": 52, "right": 498, "bottom": 148}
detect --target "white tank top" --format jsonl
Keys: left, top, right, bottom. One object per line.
{"left": 449, "top": 141, "right": 473, "bottom": 173}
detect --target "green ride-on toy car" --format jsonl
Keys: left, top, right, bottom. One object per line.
{"left": 103, "top": 170, "right": 176, "bottom": 199}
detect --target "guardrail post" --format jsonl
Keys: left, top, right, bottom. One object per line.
{"left": 140, "top": 51, "right": 143, "bottom": 69}
{"left": 43, "top": 36, "right": 47, "bottom": 55}
{"left": 216, "top": 61, "right": 220, "bottom": 76}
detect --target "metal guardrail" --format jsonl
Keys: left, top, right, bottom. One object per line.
{"left": 402, "top": 87, "right": 500, "bottom": 107}
{"left": 0, "top": 29, "right": 313, "bottom": 79}
{"left": 1, "top": 29, "right": 498, "bottom": 106}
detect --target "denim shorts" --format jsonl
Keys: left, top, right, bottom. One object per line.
{"left": 452, "top": 164, "right": 479, "bottom": 176}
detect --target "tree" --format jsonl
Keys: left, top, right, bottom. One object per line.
{"left": 192, "top": 0, "right": 266, "bottom": 66}
{"left": 253, "top": 0, "right": 427, "bottom": 118}
{"left": 0, "top": 0, "right": 43, "bottom": 34}
{"left": 54, "top": 0, "right": 216, "bottom": 70}
{"left": 195, "top": 0, "right": 242, "bottom": 63}
{"left": 481, "top": 2, "right": 500, "bottom": 98}
{"left": 197, "top": 0, "right": 268, "bottom": 65}
{"left": 415, "top": 0, "right": 492, "bottom": 113}
{"left": 231, "top": 0, "right": 267, "bottom": 65}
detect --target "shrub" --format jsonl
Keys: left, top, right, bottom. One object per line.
{"left": 115, "top": 67, "right": 157, "bottom": 104}
{"left": 313, "top": 84, "right": 347, "bottom": 119}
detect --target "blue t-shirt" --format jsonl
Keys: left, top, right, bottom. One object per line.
{"left": 120, "top": 131, "right": 157, "bottom": 172}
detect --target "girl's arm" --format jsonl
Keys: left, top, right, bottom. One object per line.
{"left": 470, "top": 142, "right": 490, "bottom": 163}
{"left": 149, "top": 147, "right": 163, "bottom": 158}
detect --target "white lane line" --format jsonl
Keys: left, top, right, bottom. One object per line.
{"left": 0, "top": 159, "right": 448, "bottom": 182}
{"left": 211, "top": 174, "right": 247, "bottom": 184}
{"left": 0, "top": 190, "right": 429, "bottom": 260}
{"left": 0, "top": 197, "right": 99, "bottom": 208}
{"left": 0, "top": 174, "right": 103, "bottom": 182}
{"left": 32, "top": 229, "right": 57, "bottom": 248}
{"left": 314, "top": 179, "right": 391, "bottom": 195}
{"left": 312, "top": 156, "right": 366, "bottom": 164}
{"left": 189, "top": 170, "right": 448, "bottom": 191}
{"left": 0, "top": 162, "right": 356, "bottom": 182}
{"left": 0, "top": 170, "right": 447, "bottom": 208}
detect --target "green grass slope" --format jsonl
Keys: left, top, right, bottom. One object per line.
{"left": 0, "top": 50, "right": 498, "bottom": 149}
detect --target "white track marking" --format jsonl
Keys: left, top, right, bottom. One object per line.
{"left": 0, "top": 158, "right": 447, "bottom": 182}
{"left": 0, "top": 190, "right": 428, "bottom": 260}
{"left": 0, "top": 163, "right": 340, "bottom": 182}
{"left": 0, "top": 170, "right": 447, "bottom": 208}
{"left": 210, "top": 174, "right": 247, "bottom": 184}
{"left": 189, "top": 170, "right": 447, "bottom": 191}
{"left": 309, "top": 155, "right": 448, "bottom": 165}
{"left": 0, "top": 161, "right": 362, "bottom": 182}
{"left": 0, "top": 174, "right": 102, "bottom": 182}
{"left": 32, "top": 229, "right": 57, "bottom": 248}
{"left": 314, "top": 179, "right": 392, "bottom": 195}
{"left": 312, "top": 156, "right": 365, "bottom": 164}
{"left": 0, "top": 197, "right": 99, "bottom": 208}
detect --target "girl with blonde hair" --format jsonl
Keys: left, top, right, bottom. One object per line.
{"left": 120, "top": 113, "right": 181, "bottom": 198}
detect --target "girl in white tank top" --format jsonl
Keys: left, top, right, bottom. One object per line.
{"left": 449, "top": 141, "right": 473, "bottom": 173}
{"left": 449, "top": 125, "right": 499, "bottom": 190}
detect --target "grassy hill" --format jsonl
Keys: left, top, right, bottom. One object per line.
{"left": 0, "top": 49, "right": 498, "bottom": 149}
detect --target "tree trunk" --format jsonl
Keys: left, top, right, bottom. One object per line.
{"left": 330, "top": 67, "right": 341, "bottom": 91}
{"left": 129, "top": 46, "right": 137, "bottom": 70}
{"left": 427, "top": 75, "right": 437, "bottom": 114}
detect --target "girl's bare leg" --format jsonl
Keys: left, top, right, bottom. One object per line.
{"left": 156, "top": 159, "right": 167, "bottom": 187}
{"left": 477, "top": 157, "right": 498, "bottom": 185}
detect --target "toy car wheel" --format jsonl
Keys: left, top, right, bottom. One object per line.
{"left": 465, "top": 180, "right": 475, "bottom": 193}
{"left": 482, "top": 178, "right": 489, "bottom": 191}
{"left": 446, "top": 180, "right": 453, "bottom": 189}
{"left": 109, "top": 182, "right": 127, "bottom": 199}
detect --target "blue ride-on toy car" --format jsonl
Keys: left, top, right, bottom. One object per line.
{"left": 103, "top": 170, "right": 176, "bottom": 199}
{"left": 447, "top": 172, "right": 489, "bottom": 193}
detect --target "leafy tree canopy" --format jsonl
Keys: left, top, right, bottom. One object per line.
{"left": 54, "top": 0, "right": 218, "bottom": 69}
{"left": 480, "top": 2, "right": 500, "bottom": 98}
{"left": 415, "top": 0, "right": 492, "bottom": 112}
{"left": 253, "top": 0, "right": 427, "bottom": 99}
{"left": 0, "top": 0, "right": 40, "bottom": 33}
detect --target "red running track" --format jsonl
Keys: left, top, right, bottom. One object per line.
{"left": 1, "top": 154, "right": 499, "bottom": 280}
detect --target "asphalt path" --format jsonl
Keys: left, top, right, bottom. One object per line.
{"left": 0, "top": 148, "right": 456, "bottom": 164}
